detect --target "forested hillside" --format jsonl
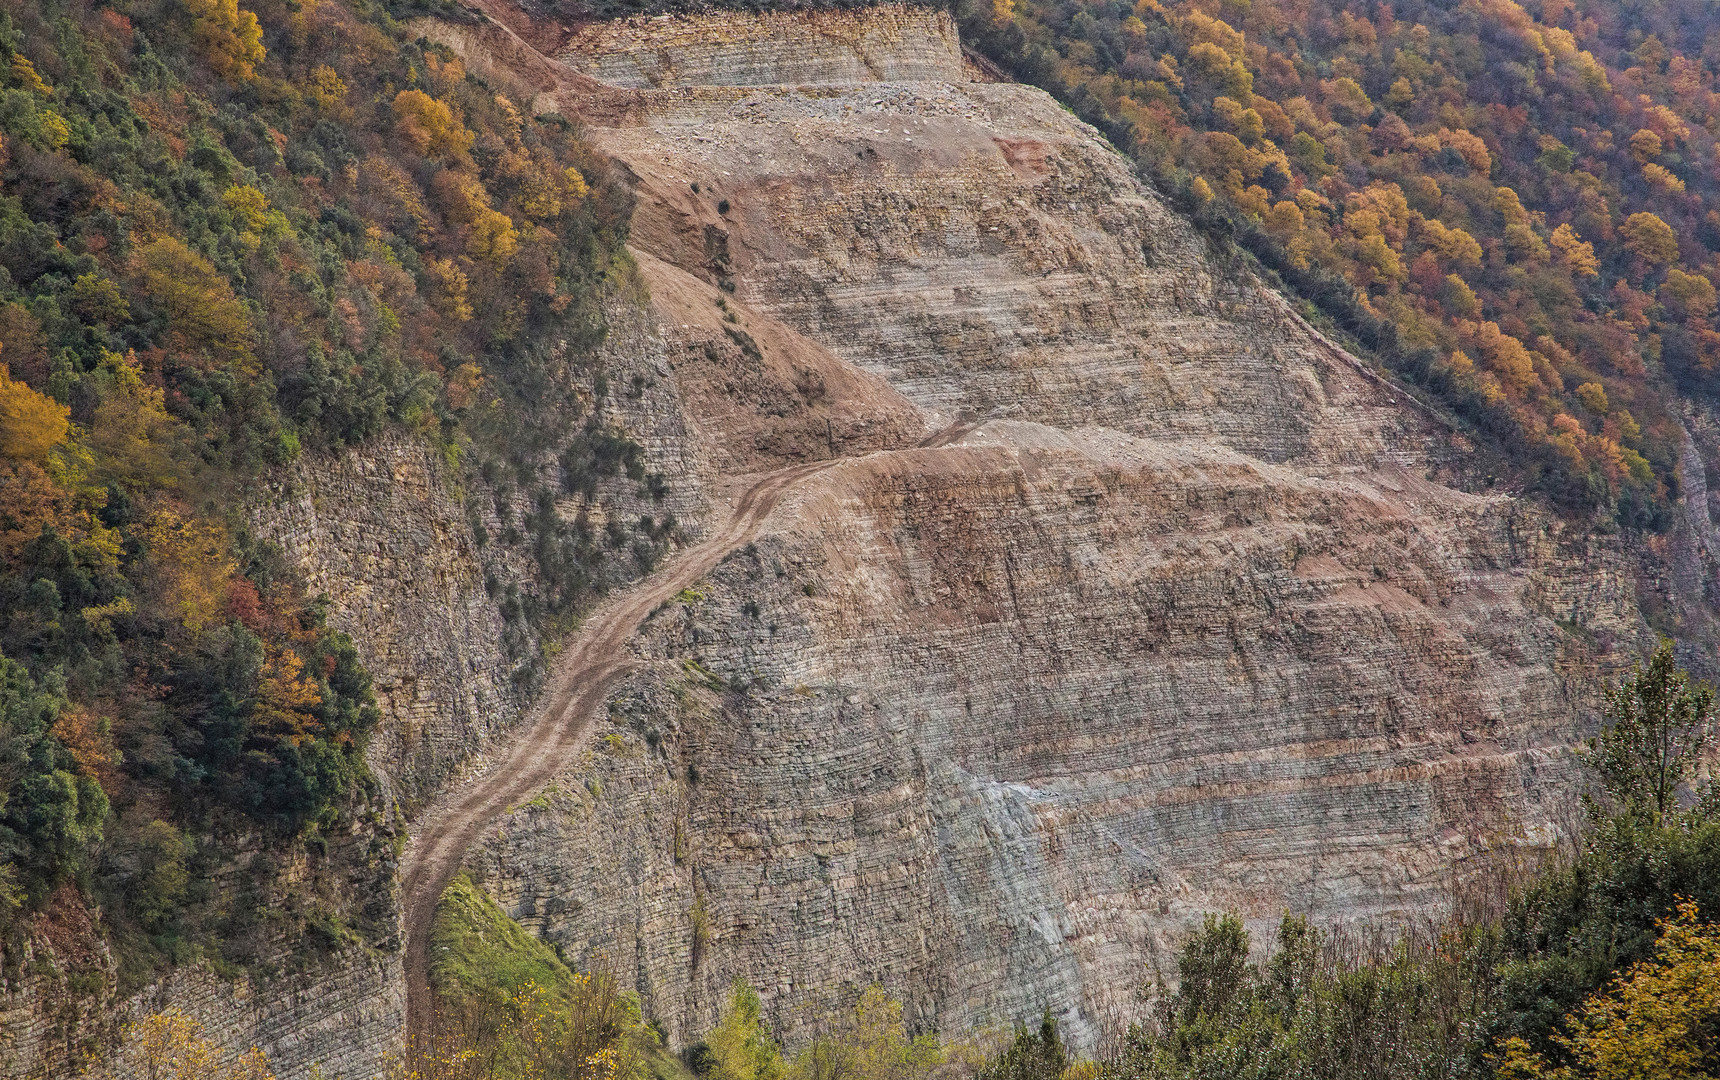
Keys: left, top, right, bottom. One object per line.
{"left": 961, "top": 0, "right": 1720, "bottom": 526}
{"left": 0, "top": 0, "right": 634, "bottom": 989}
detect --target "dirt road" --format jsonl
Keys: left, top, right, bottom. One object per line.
{"left": 396, "top": 416, "right": 982, "bottom": 1041}
{"left": 398, "top": 457, "right": 845, "bottom": 1040}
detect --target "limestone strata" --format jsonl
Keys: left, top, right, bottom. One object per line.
{"left": 634, "top": 249, "right": 927, "bottom": 473}
{"left": 470, "top": 421, "right": 1632, "bottom": 1048}
{"left": 251, "top": 432, "right": 518, "bottom": 809}
{"left": 432, "top": 3, "right": 1662, "bottom": 1055}
{"left": 557, "top": 7, "right": 964, "bottom": 88}
{"left": 578, "top": 70, "right": 1440, "bottom": 473}
{"left": 250, "top": 300, "right": 712, "bottom": 809}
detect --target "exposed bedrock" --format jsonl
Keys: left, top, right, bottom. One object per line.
{"left": 468, "top": 427, "right": 1635, "bottom": 1050}
{"left": 409, "top": 4, "right": 1659, "bottom": 1051}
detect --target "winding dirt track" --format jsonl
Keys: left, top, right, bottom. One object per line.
{"left": 398, "top": 420, "right": 977, "bottom": 1041}
{"left": 399, "top": 456, "right": 840, "bottom": 1039}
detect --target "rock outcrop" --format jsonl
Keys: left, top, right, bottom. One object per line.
{"left": 427, "top": 1, "right": 1652, "bottom": 1053}
{"left": 555, "top": 6, "right": 966, "bottom": 88}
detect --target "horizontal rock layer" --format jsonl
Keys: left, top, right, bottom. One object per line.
{"left": 472, "top": 421, "right": 1629, "bottom": 1048}
{"left": 557, "top": 6, "right": 965, "bottom": 88}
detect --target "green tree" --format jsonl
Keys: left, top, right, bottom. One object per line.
{"left": 1584, "top": 639, "right": 1715, "bottom": 824}
{"left": 976, "top": 1014, "right": 1066, "bottom": 1080}
{"left": 709, "top": 980, "right": 785, "bottom": 1080}
{"left": 791, "top": 987, "right": 941, "bottom": 1080}
{"left": 0, "top": 650, "right": 106, "bottom": 900}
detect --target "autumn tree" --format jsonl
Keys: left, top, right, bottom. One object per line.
{"left": 393, "top": 90, "right": 473, "bottom": 160}
{"left": 0, "top": 362, "right": 69, "bottom": 461}
{"left": 1620, "top": 212, "right": 1680, "bottom": 268}
{"left": 125, "top": 1007, "right": 277, "bottom": 1080}
{"left": 136, "top": 237, "right": 255, "bottom": 366}
{"left": 1496, "top": 900, "right": 1720, "bottom": 1080}
{"left": 183, "top": 0, "right": 265, "bottom": 83}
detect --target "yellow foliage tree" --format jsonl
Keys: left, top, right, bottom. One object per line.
{"left": 563, "top": 166, "right": 591, "bottom": 201}
{"left": 85, "top": 349, "right": 182, "bottom": 494}
{"left": 468, "top": 207, "right": 519, "bottom": 264}
{"left": 1628, "top": 128, "right": 1663, "bottom": 162}
{"left": 124, "top": 1007, "right": 277, "bottom": 1080}
{"left": 392, "top": 90, "right": 473, "bottom": 160}
{"left": 10, "top": 53, "right": 51, "bottom": 95}
{"left": 182, "top": 0, "right": 265, "bottom": 83}
{"left": 1643, "top": 162, "right": 1685, "bottom": 193}
{"left": 425, "top": 258, "right": 474, "bottom": 322}
{"left": 1620, "top": 211, "right": 1680, "bottom": 266}
{"left": 140, "top": 508, "right": 235, "bottom": 633}
{"left": 251, "top": 643, "right": 324, "bottom": 744}
{"left": 1661, "top": 268, "right": 1717, "bottom": 322}
{"left": 709, "top": 981, "right": 785, "bottom": 1080}
{"left": 221, "top": 184, "right": 269, "bottom": 232}
{"left": 1550, "top": 223, "right": 1599, "bottom": 276}
{"left": 308, "top": 64, "right": 347, "bottom": 109}
{"left": 1436, "top": 127, "right": 1492, "bottom": 173}
{"left": 1421, "top": 218, "right": 1484, "bottom": 266}
{"left": 0, "top": 362, "right": 69, "bottom": 462}
{"left": 136, "top": 237, "right": 254, "bottom": 365}
{"left": 1496, "top": 900, "right": 1720, "bottom": 1079}
{"left": 790, "top": 987, "right": 943, "bottom": 1080}
{"left": 1471, "top": 321, "right": 1539, "bottom": 394}
{"left": 1443, "top": 274, "right": 1481, "bottom": 317}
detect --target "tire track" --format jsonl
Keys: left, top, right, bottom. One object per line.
{"left": 400, "top": 460, "right": 829, "bottom": 1038}
{"left": 398, "top": 423, "right": 973, "bottom": 1040}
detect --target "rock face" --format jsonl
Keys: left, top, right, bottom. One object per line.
{"left": 470, "top": 425, "right": 1631, "bottom": 1049}
{"left": 431, "top": 1, "right": 1652, "bottom": 1054}
{"left": 555, "top": 7, "right": 965, "bottom": 88}
{"left": 252, "top": 433, "right": 520, "bottom": 811}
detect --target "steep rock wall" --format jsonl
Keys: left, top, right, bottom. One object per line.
{"left": 469, "top": 423, "right": 1633, "bottom": 1048}
{"left": 557, "top": 7, "right": 965, "bottom": 88}
{"left": 430, "top": 2, "right": 1661, "bottom": 1053}
{"left": 250, "top": 299, "right": 713, "bottom": 811}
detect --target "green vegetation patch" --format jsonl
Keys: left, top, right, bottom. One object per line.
{"left": 429, "top": 871, "right": 575, "bottom": 1005}
{"left": 424, "top": 871, "right": 689, "bottom": 1080}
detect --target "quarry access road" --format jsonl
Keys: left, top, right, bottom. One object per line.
{"left": 399, "top": 420, "right": 974, "bottom": 1040}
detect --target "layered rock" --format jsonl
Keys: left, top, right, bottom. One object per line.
{"left": 470, "top": 423, "right": 1632, "bottom": 1048}
{"left": 251, "top": 300, "right": 712, "bottom": 811}
{"left": 556, "top": 7, "right": 965, "bottom": 88}
{"left": 432, "top": 1, "right": 1655, "bottom": 1053}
